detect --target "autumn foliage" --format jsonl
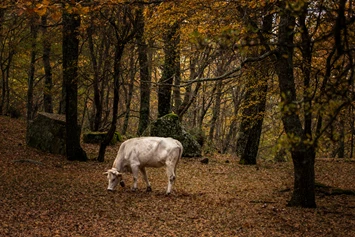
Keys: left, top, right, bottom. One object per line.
{"left": 1, "top": 0, "right": 355, "bottom": 209}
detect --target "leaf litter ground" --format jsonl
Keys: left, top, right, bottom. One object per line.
{"left": 1, "top": 116, "right": 355, "bottom": 236}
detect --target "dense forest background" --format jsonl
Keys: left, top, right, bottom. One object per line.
{"left": 1, "top": 0, "right": 355, "bottom": 207}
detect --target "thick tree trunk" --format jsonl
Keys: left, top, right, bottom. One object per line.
{"left": 275, "top": 6, "right": 316, "bottom": 208}
{"left": 237, "top": 13, "right": 272, "bottom": 165}
{"left": 237, "top": 74, "right": 268, "bottom": 165}
{"left": 158, "top": 23, "right": 179, "bottom": 118}
{"left": 288, "top": 149, "right": 316, "bottom": 207}
{"left": 136, "top": 7, "right": 151, "bottom": 135}
{"left": 62, "top": 7, "right": 87, "bottom": 161}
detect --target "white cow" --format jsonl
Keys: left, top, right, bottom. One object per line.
{"left": 104, "top": 137, "right": 183, "bottom": 194}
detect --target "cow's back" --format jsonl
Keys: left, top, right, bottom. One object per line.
{"left": 117, "top": 137, "right": 181, "bottom": 168}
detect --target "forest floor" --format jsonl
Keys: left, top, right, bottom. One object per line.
{"left": 1, "top": 115, "right": 355, "bottom": 237}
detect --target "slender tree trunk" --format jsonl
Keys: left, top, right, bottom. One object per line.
{"left": 122, "top": 47, "right": 135, "bottom": 135}
{"left": 0, "top": 14, "right": 16, "bottom": 114}
{"left": 58, "top": 83, "right": 66, "bottom": 114}
{"left": 62, "top": 5, "right": 87, "bottom": 161}
{"left": 27, "top": 14, "right": 38, "bottom": 122}
{"left": 222, "top": 86, "right": 244, "bottom": 153}
{"left": 41, "top": 14, "right": 53, "bottom": 113}
{"left": 350, "top": 105, "right": 354, "bottom": 158}
{"left": 0, "top": 8, "right": 5, "bottom": 115}
{"left": 97, "top": 44, "right": 124, "bottom": 162}
{"left": 173, "top": 36, "right": 181, "bottom": 110}
{"left": 275, "top": 6, "right": 315, "bottom": 208}
{"left": 87, "top": 22, "right": 103, "bottom": 131}
{"left": 209, "top": 80, "right": 222, "bottom": 140}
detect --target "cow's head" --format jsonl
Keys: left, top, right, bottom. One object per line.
{"left": 104, "top": 168, "right": 125, "bottom": 191}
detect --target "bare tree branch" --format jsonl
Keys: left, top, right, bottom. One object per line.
{"left": 179, "top": 49, "right": 277, "bottom": 87}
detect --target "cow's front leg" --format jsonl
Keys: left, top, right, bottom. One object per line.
{"left": 140, "top": 167, "right": 152, "bottom": 192}
{"left": 166, "top": 166, "right": 176, "bottom": 195}
{"left": 131, "top": 165, "right": 139, "bottom": 191}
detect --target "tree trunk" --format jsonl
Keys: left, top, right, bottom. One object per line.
{"left": 173, "top": 36, "right": 181, "bottom": 110}
{"left": 62, "top": 5, "right": 87, "bottom": 161}
{"left": 97, "top": 44, "right": 124, "bottom": 162}
{"left": 136, "top": 7, "right": 151, "bottom": 135}
{"left": 222, "top": 86, "right": 244, "bottom": 154}
{"left": 158, "top": 23, "right": 179, "bottom": 117}
{"left": 237, "top": 70, "right": 268, "bottom": 165}
{"left": 237, "top": 13, "right": 272, "bottom": 165}
{"left": 41, "top": 14, "right": 53, "bottom": 113}
{"left": 208, "top": 80, "right": 222, "bottom": 140}
{"left": 27, "top": 15, "right": 38, "bottom": 123}
{"left": 0, "top": 8, "right": 13, "bottom": 116}
{"left": 87, "top": 20, "right": 103, "bottom": 131}
{"left": 0, "top": 8, "right": 5, "bottom": 115}
{"left": 275, "top": 6, "right": 316, "bottom": 208}
{"left": 122, "top": 46, "right": 135, "bottom": 135}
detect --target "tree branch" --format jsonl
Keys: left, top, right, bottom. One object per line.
{"left": 179, "top": 49, "right": 277, "bottom": 87}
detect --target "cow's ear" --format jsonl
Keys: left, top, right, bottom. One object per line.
{"left": 103, "top": 172, "right": 108, "bottom": 175}
{"left": 117, "top": 172, "right": 123, "bottom": 177}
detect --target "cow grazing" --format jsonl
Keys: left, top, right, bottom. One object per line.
{"left": 104, "top": 137, "right": 183, "bottom": 195}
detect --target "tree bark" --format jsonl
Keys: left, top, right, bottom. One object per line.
{"left": 0, "top": 8, "right": 14, "bottom": 115}
{"left": 62, "top": 5, "right": 87, "bottom": 161}
{"left": 275, "top": 6, "right": 316, "bottom": 208}
{"left": 208, "top": 80, "right": 222, "bottom": 140}
{"left": 97, "top": 44, "right": 124, "bottom": 162}
{"left": 27, "top": 14, "right": 38, "bottom": 122}
{"left": 122, "top": 46, "right": 135, "bottom": 135}
{"left": 87, "top": 22, "right": 103, "bottom": 131}
{"left": 136, "top": 7, "right": 151, "bottom": 135}
{"left": 41, "top": 14, "right": 53, "bottom": 113}
{"left": 158, "top": 23, "right": 179, "bottom": 118}
{"left": 237, "top": 13, "right": 272, "bottom": 165}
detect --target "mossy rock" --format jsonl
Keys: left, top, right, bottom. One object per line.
{"left": 83, "top": 131, "right": 121, "bottom": 145}
{"left": 143, "top": 113, "right": 202, "bottom": 157}
{"left": 26, "top": 112, "right": 78, "bottom": 155}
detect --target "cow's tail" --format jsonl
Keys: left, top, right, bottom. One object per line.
{"left": 174, "top": 141, "right": 183, "bottom": 173}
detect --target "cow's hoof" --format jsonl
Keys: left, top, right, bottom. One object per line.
{"left": 165, "top": 192, "right": 171, "bottom": 196}
{"left": 131, "top": 188, "right": 137, "bottom": 192}
{"left": 120, "top": 181, "right": 125, "bottom": 187}
{"left": 146, "top": 187, "right": 152, "bottom": 192}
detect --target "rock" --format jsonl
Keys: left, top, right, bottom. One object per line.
{"left": 26, "top": 112, "right": 80, "bottom": 155}
{"left": 200, "top": 158, "right": 209, "bottom": 164}
{"left": 143, "top": 113, "right": 202, "bottom": 157}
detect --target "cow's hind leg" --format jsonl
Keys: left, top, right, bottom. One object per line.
{"left": 166, "top": 166, "right": 176, "bottom": 195}
{"left": 131, "top": 165, "right": 139, "bottom": 191}
{"left": 140, "top": 167, "right": 152, "bottom": 192}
